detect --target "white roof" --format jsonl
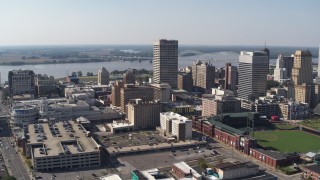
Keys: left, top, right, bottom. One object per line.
{"left": 306, "top": 152, "right": 316, "bottom": 158}
{"left": 174, "top": 162, "right": 201, "bottom": 178}
{"left": 100, "top": 174, "right": 122, "bottom": 180}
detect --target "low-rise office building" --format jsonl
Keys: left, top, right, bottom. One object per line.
{"left": 106, "top": 121, "right": 134, "bottom": 134}
{"left": 25, "top": 121, "right": 101, "bottom": 171}
{"left": 249, "top": 148, "right": 299, "bottom": 168}
{"left": 241, "top": 99, "right": 280, "bottom": 117}
{"left": 149, "top": 83, "right": 171, "bottom": 102}
{"left": 214, "top": 161, "right": 259, "bottom": 179}
{"left": 172, "top": 161, "right": 201, "bottom": 180}
{"left": 202, "top": 94, "right": 241, "bottom": 117}
{"left": 131, "top": 168, "right": 174, "bottom": 180}
{"left": 10, "top": 98, "right": 122, "bottom": 126}
{"left": 11, "top": 104, "right": 38, "bottom": 126}
{"left": 279, "top": 102, "right": 309, "bottom": 120}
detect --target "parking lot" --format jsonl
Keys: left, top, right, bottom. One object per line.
{"left": 35, "top": 167, "right": 110, "bottom": 180}
{"left": 114, "top": 146, "right": 222, "bottom": 178}
{"left": 99, "top": 130, "right": 167, "bottom": 148}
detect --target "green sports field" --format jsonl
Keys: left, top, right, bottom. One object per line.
{"left": 253, "top": 130, "right": 320, "bottom": 153}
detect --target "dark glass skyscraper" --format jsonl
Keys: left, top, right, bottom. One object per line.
{"left": 153, "top": 39, "right": 178, "bottom": 88}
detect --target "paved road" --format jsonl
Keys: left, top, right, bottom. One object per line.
{"left": 211, "top": 141, "right": 302, "bottom": 180}
{"left": 0, "top": 121, "right": 30, "bottom": 180}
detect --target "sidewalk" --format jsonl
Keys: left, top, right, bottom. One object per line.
{"left": 10, "top": 138, "right": 33, "bottom": 180}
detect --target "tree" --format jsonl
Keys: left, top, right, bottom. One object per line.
{"left": 267, "top": 80, "right": 280, "bottom": 90}
{"left": 143, "top": 76, "right": 150, "bottom": 82}
{"left": 2, "top": 175, "right": 17, "bottom": 180}
{"left": 197, "top": 158, "right": 208, "bottom": 169}
{"left": 86, "top": 72, "right": 94, "bottom": 76}
{"left": 77, "top": 71, "right": 83, "bottom": 77}
{"left": 111, "top": 70, "right": 120, "bottom": 75}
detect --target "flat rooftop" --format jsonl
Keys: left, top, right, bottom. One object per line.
{"left": 173, "top": 161, "right": 201, "bottom": 178}
{"left": 215, "top": 161, "right": 258, "bottom": 171}
{"left": 101, "top": 130, "right": 206, "bottom": 156}
{"left": 251, "top": 148, "right": 298, "bottom": 160}
{"left": 101, "top": 131, "right": 166, "bottom": 148}
{"left": 27, "top": 121, "right": 99, "bottom": 158}
{"left": 303, "top": 164, "right": 320, "bottom": 174}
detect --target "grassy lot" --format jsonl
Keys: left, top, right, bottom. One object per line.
{"left": 300, "top": 119, "right": 320, "bottom": 130}
{"left": 274, "top": 124, "right": 298, "bottom": 130}
{"left": 279, "top": 166, "right": 299, "bottom": 175}
{"left": 78, "top": 76, "right": 98, "bottom": 82}
{"left": 253, "top": 130, "right": 320, "bottom": 153}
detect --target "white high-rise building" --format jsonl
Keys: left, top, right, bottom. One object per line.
{"left": 98, "top": 67, "right": 109, "bottom": 85}
{"left": 153, "top": 39, "right": 178, "bottom": 88}
{"left": 160, "top": 112, "right": 192, "bottom": 141}
{"left": 238, "top": 51, "right": 269, "bottom": 101}
{"left": 274, "top": 54, "right": 288, "bottom": 83}
{"left": 172, "top": 118, "right": 192, "bottom": 141}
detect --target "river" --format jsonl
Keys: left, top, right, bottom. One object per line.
{"left": 0, "top": 51, "right": 318, "bottom": 82}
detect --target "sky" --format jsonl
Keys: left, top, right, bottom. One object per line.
{"left": 0, "top": 0, "right": 319, "bottom": 47}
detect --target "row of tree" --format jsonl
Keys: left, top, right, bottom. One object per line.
{"left": 73, "top": 68, "right": 153, "bottom": 77}
{"left": 71, "top": 71, "right": 95, "bottom": 77}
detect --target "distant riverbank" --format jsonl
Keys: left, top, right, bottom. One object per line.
{"left": 5, "top": 52, "right": 319, "bottom": 83}
{"left": 0, "top": 58, "right": 151, "bottom": 66}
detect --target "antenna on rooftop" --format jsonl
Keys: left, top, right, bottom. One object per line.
{"left": 264, "top": 40, "right": 267, "bottom": 48}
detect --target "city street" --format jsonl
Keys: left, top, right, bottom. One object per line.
{"left": 211, "top": 141, "right": 303, "bottom": 180}
{"left": 0, "top": 122, "right": 30, "bottom": 180}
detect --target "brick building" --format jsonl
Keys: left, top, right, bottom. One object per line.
{"left": 249, "top": 148, "right": 299, "bottom": 168}
{"left": 172, "top": 162, "right": 201, "bottom": 180}
{"left": 302, "top": 165, "right": 320, "bottom": 180}
{"left": 192, "top": 115, "right": 300, "bottom": 168}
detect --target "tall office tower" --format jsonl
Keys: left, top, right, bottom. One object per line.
{"left": 97, "top": 67, "right": 109, "bottom": 85}
{"left": 238, "top": 51, "right": 269, "bottom": 101}
{"left": 111, "top": 81, "right": 123, "bottom": 107}
{"left": 292, "top": 50, "right": 313, "bottom": 85}
{"left": 8, "top": 69, "right": 35, "bottom": 98}
{"left": 224, "top": 63, "right": 237, "bottom": 91}
{"left": 291, "top": 50, "right": 314, "bottom": 106}
{"left": 120, "top": 84, "right": 154, "bottom": 113}
{"left": 178, "top": 72, "right": 193, "bottom": 91}
{"left": 282, "top": 55, "right": 294, "bottom": 78}
{"left": 153, "top": 39, "right": 178, "bottom": 88}
{"left": 192, "top": 60, "right": 215, "bottom": 90}
{"left": 127, "top": 99, "right": 161, "bottom": 130}
{"left": 261, "top": 44, "right": 270, "bottom": 67}
{"left": 318, "top": 45, "right": 320, "bottom": 77}
{"left": 123, "top": 69, "right": 136, "bottom": 84}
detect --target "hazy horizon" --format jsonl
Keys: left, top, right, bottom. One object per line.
{"left": 0, "top": 44, "right": 318, "bottom": 48}
{"left": 1, "top": 0, "right": 319, "bottom": 47}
